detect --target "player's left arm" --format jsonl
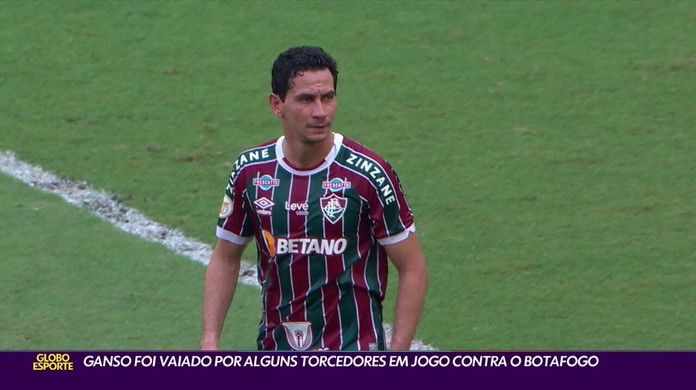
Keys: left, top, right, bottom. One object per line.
{"left": 384, "top": 232, "right": 428, "bottom": 350}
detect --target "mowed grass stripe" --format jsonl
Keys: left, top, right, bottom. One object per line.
{"left": 0, "top": 150, "right": 257, "bottom": 282}
{"left": 0, "top": 170, "right": 259, "bottom": 350}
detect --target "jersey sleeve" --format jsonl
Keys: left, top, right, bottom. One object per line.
{"left": 216, "top": 160, "right": 254, "bottom": 245}
{"left": 368, "top": 159, "right": 416, "bottom": 246}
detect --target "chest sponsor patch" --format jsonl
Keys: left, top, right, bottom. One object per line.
{"left": 260, "top": 230, "right": 347, "bottom": 257}
{"left": 252, "top": 174, "right": 280, "bottom": 191}
{"left": 322, "top": 177, "right": 351, "bottom": 192}
{"left": 285, "top": 201, "right": 309, "bottom": 216}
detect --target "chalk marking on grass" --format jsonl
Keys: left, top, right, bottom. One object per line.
{"left": 0, "top": 150, "right": 435, "bottom": 350}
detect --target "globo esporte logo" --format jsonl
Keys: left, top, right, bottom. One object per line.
{"left": 32, "top": 353, "right": 74, "bottom": 371}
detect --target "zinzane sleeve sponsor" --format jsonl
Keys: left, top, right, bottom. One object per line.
{"left": 367, "top": 159, "right": 415, "bottom": 245}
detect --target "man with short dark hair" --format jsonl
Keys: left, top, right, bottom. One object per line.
{"left": 201, "top": 46, "right": 427, "bottom": 351}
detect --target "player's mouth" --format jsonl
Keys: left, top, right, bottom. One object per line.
{"left": 308, "top": 123, "right": 330, "bottom": 130}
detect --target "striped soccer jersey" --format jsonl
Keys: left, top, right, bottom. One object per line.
{"left": 216, "top": 133, "right": 415, "bottom": 351}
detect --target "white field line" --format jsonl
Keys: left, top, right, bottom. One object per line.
{"left": 0, "top": 150, "right": 435, "bottom": 351}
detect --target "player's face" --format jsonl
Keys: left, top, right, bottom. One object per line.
{"left": 269, "top": 69, "right": 336, "bottom": 145}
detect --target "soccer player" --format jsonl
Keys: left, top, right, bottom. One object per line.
{"left": 200, "top": 46, "right": 428, "bottom": 351}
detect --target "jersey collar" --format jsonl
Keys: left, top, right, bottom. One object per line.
{"left": 276, "top": 132, "right": 344, "bottom": 176}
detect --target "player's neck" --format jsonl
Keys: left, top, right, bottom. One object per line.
{"left": 282, "top": 133, "right": 334, "bottom": 169}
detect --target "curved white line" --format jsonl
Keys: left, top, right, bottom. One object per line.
{"left": 0, "top": 150, "right": 436, "bottom": 351}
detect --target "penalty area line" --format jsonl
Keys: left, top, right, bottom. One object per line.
{"left": 0, "top": 150, "right": 435, "bottom": 351}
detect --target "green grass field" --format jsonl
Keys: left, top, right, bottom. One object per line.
{"left": 2, "top": 1, "right": 695, "bottom": 350}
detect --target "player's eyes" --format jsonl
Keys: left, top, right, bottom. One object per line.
{"left": 295, "top": 93, "right": 334, "bottom": 103}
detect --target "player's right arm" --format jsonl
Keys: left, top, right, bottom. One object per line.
{"left": 200, "top": 238, "right": 248, "bottom": 350}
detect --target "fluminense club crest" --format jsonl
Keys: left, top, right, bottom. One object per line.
{"left": 282, "top": 321, "right": 313, "bottom": 351}
{"left": 320, "top": 193, "right": 347, "bottom": 224}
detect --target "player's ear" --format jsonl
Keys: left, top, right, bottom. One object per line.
{"left": 268, "top": 93, "right": 283, "bottom": 118}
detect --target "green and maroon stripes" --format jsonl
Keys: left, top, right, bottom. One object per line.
{"left": 218, "top": 134, "right": 414, "bottom": 350}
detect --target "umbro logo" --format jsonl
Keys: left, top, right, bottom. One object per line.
{"left": 254, "top": 197, "right": 274, "bottom": 209}
{"left": 254, "top": 197, "right": 274, "bottom": 215}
